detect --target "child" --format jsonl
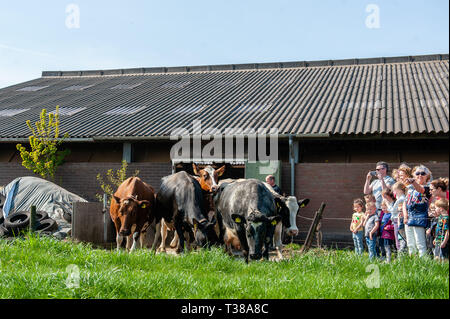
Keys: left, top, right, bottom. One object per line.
{"left": 363, "top": 201, "right": 379, "bottom": 260}
{"left": 380, "top": 199, "right": 395, "bottom": 263}
{"left": 378, "top": 200, "right": 390, "bottom": 259}
{"left": 433, "top": 199, "right": 449, "bottom": 261}
{"left": 426, "top": 203, "right": 438, "bottom": 255}
{"left": 387, "top": 183, "right": 407, "bottom": 253}
{"left": 364, "top": 194, "right": 376, "bottom": 205}
{"left": 350, "top": 199, "right": 365, "bottom": 255}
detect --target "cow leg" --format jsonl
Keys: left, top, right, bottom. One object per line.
{"left": 275, "top": 247, "right": 283, "bottom": 261}
{"left": 132, "top": 224, "right": 145, "bottom": 252}
{"left": 175, "top": 223, "right": 185, "bottom": 254}
{"left": 223, "top": 231, "right": 231, "bottom": 255}
{"left": 224, "top": 227, "right": 237, "bottom": 256}
{"left": 158, "top": 221, "right": 168, "bottom": 253}
{"left": 130, "top": 231, "right": 141, "bottom": 252}
{"left": 125, "top": 235, "right": 132, "bottom": 251}
{"left": 139, "top": 231, "right": 145, "bottom": 249}
{"left": 151, "top": 220, "right": 162, "bottom": 252}
{"left": 170, "top": 232, "right": 179, "bottom": 248}
{"left": 116, "top": 234, "right": 124, "bottom": 251}
{"left": 113, "top": 218, "right": 124, "bottom": 251}
{"left": 236, "top": 228, "right": 249, "bottom": 263}
{"left": 184, "top": 224, "right": 195, "bottom": 252}
{"left": 263, "top": 237, "right": 271, "bottom": 260}
{"left": 185, "top": 231, "right": 192, "bottom": 252}
{"left": 273, "top": 223, "right": 283, "bottom": 261}
{"left": 216, "top": 210, "right": 225, "bottom": 246}
{"left": 124, "top": 225, "right": 135, "bottom": 251}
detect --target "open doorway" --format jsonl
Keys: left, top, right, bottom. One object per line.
{"left": 174, "top": 162, "right": 245, "bottom": 180}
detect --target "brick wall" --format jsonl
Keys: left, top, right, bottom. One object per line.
{"left": 290, "top": 162, "right": 449, "bottom": 246}
{"left": 0, "top": 162, "right": 172, "bottom": 201}
{"left": 1, "top": 160, "right": 448, "bottom": 247}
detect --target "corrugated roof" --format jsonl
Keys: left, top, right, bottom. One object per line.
{"left": 0, "top": 54, "right": 448, "bottom": 140}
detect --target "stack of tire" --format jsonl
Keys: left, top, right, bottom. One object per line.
{"left": 0, "top": 197, "right": 58, "bottom": 238}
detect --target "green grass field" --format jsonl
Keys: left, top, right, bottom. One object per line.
{"left": 0, "top": 234, "right": 448, "bottom": 299}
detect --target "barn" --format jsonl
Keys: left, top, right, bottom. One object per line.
{"left": 0, "top": 53, "right": 448, "bottom": 246}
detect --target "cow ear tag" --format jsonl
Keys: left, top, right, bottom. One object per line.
{"left": 141, "top": 204, "right": 147, "bottom": 208}
{"left": 300, "top": 204, "right": 305, "bottom": 208}
{"left": 271, "top": 220, "right": 277, "bottom": 226}
{"left": 234, "top": 217, "right": 241, "bottom": 223}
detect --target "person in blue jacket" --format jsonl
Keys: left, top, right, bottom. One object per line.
{"left": 403, "top": 165, "right": 432, "bottom": 257}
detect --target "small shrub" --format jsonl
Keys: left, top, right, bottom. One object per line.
{"left": 16, "top": 106, "right": 70, "bottom": 179}
{"left": 95, "top": 160, "right": 139, "bottom": 204}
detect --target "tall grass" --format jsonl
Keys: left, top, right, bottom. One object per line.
{"left": 0, "top": 234, "right": 448, "bottom": 299}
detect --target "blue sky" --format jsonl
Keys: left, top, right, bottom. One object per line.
{"left": 0, "top": 0, "right": 448, "bottom": 88}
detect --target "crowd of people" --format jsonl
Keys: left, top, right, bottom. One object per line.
{"left": 350, "top": 161, "right": 449, "bottom": 262}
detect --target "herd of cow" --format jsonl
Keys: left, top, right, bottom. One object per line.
{"left": 109, "top": 164, "right": 309, "bottom": 262}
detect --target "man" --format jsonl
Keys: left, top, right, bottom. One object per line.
{"left": 265, "top": 175, "right": 283, "bottom": 195}
{"left": 363, "top": 161, "right": 396, "bottom": 259}
{"left": 364, "top": 161, "right": 396, "bottom": 215}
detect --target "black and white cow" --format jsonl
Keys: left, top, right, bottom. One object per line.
{"left": 217, "top": 178, "right": 309, "bottom": 260}
{"left": 152, "top": 171, "right": 219, "bottom": 254}
{"left": 263, "top": 182, "right": 310, "bottom": 259}
{"left": 214, "top": 179, "right": 289, "bottom": 262}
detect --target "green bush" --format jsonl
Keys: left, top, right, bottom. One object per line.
{"left": 16, "top": 106, "right": 70, "bottom": 179}
{"left": 95, "top": 160, "right": 139, "bottom": 204}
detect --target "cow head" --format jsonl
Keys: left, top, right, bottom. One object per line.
{"left": 283, "top": 197, "right": 310, "bottom": 237}
{"left": 232, "top": 209, "right": 281, "bottom": 260}
{"left": 113, "top": 194, "right": 151, "bottom": 236}
{"left": 193, "top": 164, "right": 225, "bottom": 193}
{"left": 192, "top": 216, "right": 219, "bottom": 248}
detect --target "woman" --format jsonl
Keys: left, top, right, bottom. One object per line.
{"left": 430, "top": 178, "right": 449, "bottom": 202}
{"left": 402, "top": 165, "right": 432, "bottom": 257}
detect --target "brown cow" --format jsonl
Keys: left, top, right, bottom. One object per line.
{"left": 192, "top": 163, "right": 225, "bottom": 193}
{"left": 110, "top": 177, "right": 155, "bottom": 252}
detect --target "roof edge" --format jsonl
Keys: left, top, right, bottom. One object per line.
{"left": 1, "top": 132, "right": 448, "bottom": 143}
{"left": 42, "top": 53, "right": 449, "bottom": 77}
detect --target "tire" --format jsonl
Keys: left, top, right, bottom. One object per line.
{"left": 36, "top": 218, "right": 58, "bottom": 233}
{"left": 36, "top": 211, "right": 49, "bottom": 222}
{"left": 0, "top": 224, "right": 10, "bottom": 238}
{"left": 4, "top": 211, "right": 30, "bottom": 232}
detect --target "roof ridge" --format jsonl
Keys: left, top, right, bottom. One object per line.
{"left": 42, "top": 53, "right": 449, "bottom": 78}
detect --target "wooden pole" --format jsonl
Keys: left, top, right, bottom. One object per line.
{"left": 30, "top": 205, "right": 37, "bottom": 232}
{"left": 300, "top": 202, "right": 326, "bottom": 253}
{"left": 103, "top": 193, "right": 108, "bottom": 243}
